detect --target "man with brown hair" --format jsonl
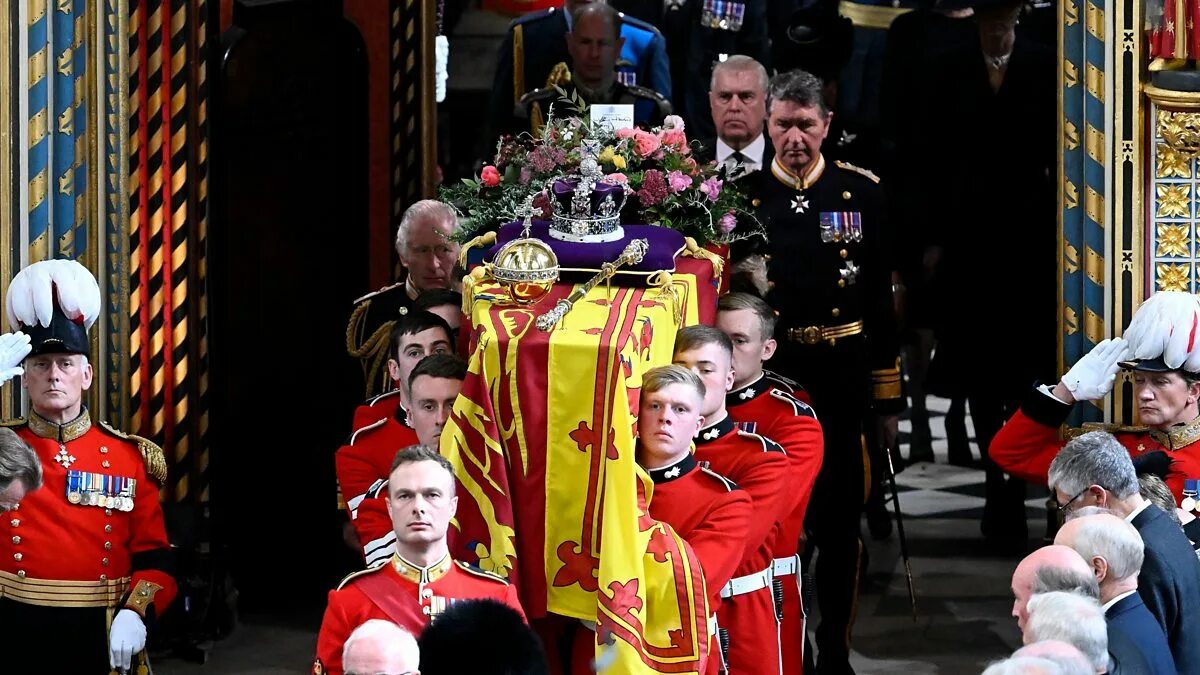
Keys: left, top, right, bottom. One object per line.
{"left": 315, "top": 445, "right": 525, "bottom": 675}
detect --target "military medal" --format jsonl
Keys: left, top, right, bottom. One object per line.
{"left": 1183, "top": 480, "right": 1197, "bottom": 512}
{"left": 66, "top": 470, "right": 82, "bottom": 504}
{"left": 54, "top": 446, "right": 76, "bottom": 469}
{"left": 791, "top": 194, "right": 810, "bottom": 215}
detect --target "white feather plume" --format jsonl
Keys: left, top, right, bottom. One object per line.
{"left": 1122, "top": 291, "right": 1200, "bottom": 370}
{"left": 5, "top": 259, "right": 100, "bottom": 330}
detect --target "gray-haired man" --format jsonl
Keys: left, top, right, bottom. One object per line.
{"left": 733, "top": 68, "right": 903, "bottom": 675}
{"left": 1056, "top": 512, "right": 1176, "bottom": 674}
{"left": 1048, "top": 431, "right": 1200, "bottom": 673}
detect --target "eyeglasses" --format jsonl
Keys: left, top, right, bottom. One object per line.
{"left": 1053, "top": 487, "right": 1091, "bottom": 517}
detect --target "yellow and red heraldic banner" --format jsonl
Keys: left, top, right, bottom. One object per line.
{"left": 444, "top": 263, "right": 715, "bottom": 673}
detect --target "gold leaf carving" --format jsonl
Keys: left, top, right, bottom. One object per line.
{"left": 1157, "top": 262, "right": 1192, "bottom": 291}
{"left": 1157, "top": 223, "right": 1191, "bottom": 256}
{"left": 1158, "top": 110, "right": 1200, "bottom": 159}
{"left": 1157, "top": 143, "right": 1191, "bottom": 177}
{"left": 1065, "top": 243, "right": 1080, "bottom": 274}
{"left": 1156, "top": 184, "right": 1191, "bottom": 218}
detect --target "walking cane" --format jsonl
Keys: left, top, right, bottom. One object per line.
{"left": 883, "top": 443, "right": 919, "bottom": 621}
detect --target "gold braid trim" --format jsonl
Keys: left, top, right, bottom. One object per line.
{"left": 97, "top": 422, "right": 168, "bottom": 485}
{"left": 346, "top": 299, "right": 397, "bottom": 398}
{"left": 123, "top": 579, "right": 165, "bottom": 618}
{"left": 682, "top": 237, "right": 724, "bottom": 287}
{"left": 648, "top": 271, "right": 682, "bottom": 326}
{"left": 458, "top": 230, "right": 498, "bottom": 269}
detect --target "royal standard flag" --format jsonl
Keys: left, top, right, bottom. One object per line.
{"left": 442, "top": 270, "right": 712, "bottom": 673}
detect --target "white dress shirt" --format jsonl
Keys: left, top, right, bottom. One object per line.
{"left": 717, "top": 134, "right": 766, "bottom": 174}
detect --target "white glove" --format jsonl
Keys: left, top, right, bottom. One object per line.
{"left": 1123, "top": 291, "right": 1200, "bottom": 371}
{"left": 1061, "top": 338, "right": 1129, "bottom": 402}
{"left": 0, "top": 332, "right": 31, "bottom": 384}
{"left": 435, "top": 35, "right": 449, "bottom": 103}
{"left": 108, "top": 608, "right": 147, "bottom": 671}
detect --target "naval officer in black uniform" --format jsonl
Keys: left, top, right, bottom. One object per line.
{"left": 734, "top": 68, "right": 903, "bottom": 675}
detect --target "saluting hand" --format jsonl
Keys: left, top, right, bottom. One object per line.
{"left": 1055, "top": 337, "right": 1129, "bottom": 404}
{"left": 108, "top": 608, "right": 147, "bottom": 672}
{"left": 0, "top": 331, "right": 31, "bottom": 384}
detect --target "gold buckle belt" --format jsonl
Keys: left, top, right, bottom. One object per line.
{"left": 0, "top": 570, "right": 129, "bottom": 608}
{"left": 786, "top": 320, "right": 863, "bottom": 345}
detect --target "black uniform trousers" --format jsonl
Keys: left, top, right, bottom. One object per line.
{"left": 0, "top": 598, "right": 113, "bottom": 672}
{"left": 776, "top": 333, "right": 870, "bottom": 674}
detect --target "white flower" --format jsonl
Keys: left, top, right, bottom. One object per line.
{"left": 563, "top": 130, "right": 574, "bottom": 141}
{"left": 663, "top": 115, "right": 685, "bottom": 131}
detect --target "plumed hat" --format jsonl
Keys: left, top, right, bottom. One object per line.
{"left": 1121, "top": 291, "right": 1200, "bottom": 373}
{"left": 5, "top": 259, "right": 100, "bottom": 356}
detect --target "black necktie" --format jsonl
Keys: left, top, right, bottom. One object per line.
{"left": 730, "top": 150, "right": 746, "bottom": 164}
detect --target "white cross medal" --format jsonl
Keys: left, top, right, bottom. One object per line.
{"left": 790, "top": 192, "right": 809, "bottom": 214}
{"left": 55, "top": 446, "right": 76, "bottom": 469}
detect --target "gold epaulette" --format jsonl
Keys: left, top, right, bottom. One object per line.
{"left": 97, "top": 421, "right": 168, "bottom": 485}
{"left": 1066, "top": 421, "right": 1149, "bottom": 440}
{"left": 336, "top": 562, "right": 388, "bottom": 590}
{"left": 0, "top": 418, "right": 26, "bottom": 428}
{"left": 454, "top": 560, "right": 509, "bottom": 585}
{"left": 352, "top": 281, "right": 405, "bottom": 307}
{"left": 835, "top": 160, "right": 881, "bottom": 184}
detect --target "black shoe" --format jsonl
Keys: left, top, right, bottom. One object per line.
{"left": 866, "top": 500, "right": 893, "bottom": 540}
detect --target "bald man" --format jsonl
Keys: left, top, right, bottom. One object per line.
{"left": 1056, "top": 514, "right": 1175, "bottom": 675}
{"left": 1010, "top": 545, "right": 1094, "bottom": 632}
{"left": 342, "top": 620, "right": 421, "bottom": 675}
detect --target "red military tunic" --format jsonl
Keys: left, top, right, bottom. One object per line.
{"left": 991, "top": 387, "right": 1200, "bottom": 502}
{"left": 350, "top": 388, "right": 406, "bottom": 430}
{"left": 727, "top": 372, "right": 824, "bottom": 675}
{"left": 647, "top": 452, "right": 753, "bottom": 604}
{"left": 0, "top": 411, "right": 176, "bottom": 655}
{"left": 314, "top": 553, "right": 525, "bottom": 675}
{"left": 693, "top": 415, "right": 791, "bottom": 675}
{"left": 335, "top": 407, "right": 420, "bottom": 566}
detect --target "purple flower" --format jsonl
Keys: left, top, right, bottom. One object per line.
{"left": 719, "top": 212, "right": 737, "bottom": 234}
{"left": 638, "top": 169, "right": 670, "bottom": 207}
{"left": 528, "top": 147, "right": 556, "bottom": 173}
{"left": 519, "top": 166, "right": 533, "bottom": 185}
{"left": 699, "top": 177, "right": 723, "bottom": 202}
{"left": 667, "top": 170, "right": 692, "bottom": 193}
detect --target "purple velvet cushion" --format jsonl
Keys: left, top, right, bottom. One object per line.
{"left": 488, "top": 220, "right": 684, "bottom": 281}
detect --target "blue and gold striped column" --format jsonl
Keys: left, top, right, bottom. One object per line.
{"left": 28, "top": 0, "right": 51, "bottom": 263}
{"left": 1061, "top": 0, "right": 1108, "bottom": 425}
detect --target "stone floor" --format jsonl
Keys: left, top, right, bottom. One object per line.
{"left": 155, "top": 396, "right": 1045, "bottom": 674}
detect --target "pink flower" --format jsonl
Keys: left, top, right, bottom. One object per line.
{"left": 683, "top": 157, "right": 700, "bottom": 175}
{"left": 519, "top": 166, "right": 533, "bottom": 185}
{"left": 667, "top": 170, "right": 692, "bottom": 193}
{"left": 719, "top": 212, "right": 737, "bottom": 234}
{"left": 633, "top": 129, "right": 662, "bottom": 158}
{"left": 638, "top": 169, "right": 669, "bottom": 207}
{"left": 659, "top": 128, "right": 687, "bottom": 151}
{"left": 616, "top": 127, "right": 637, "bottom": 140}
{"left": 699, "top": 177, "right": 723, "bottom": 202}
{"left": 606, "top": 172, "right": 629, "bottom": 184}
{"left": 481, "top": 165, "right": 502, "bottom": 187}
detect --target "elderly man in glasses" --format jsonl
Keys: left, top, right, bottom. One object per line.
{"left": 1046, "top": 431, "right": 1200, "bottom": 673}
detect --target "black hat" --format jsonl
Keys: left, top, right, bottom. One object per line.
{"left": 773, "top": 6, "right": 854, "bottom": 81}
{"left": 24, "top": 305, "right": 90, "bottom": 356}
{"left": 1118, "top": 356, "right": 1177, "bottom": 373}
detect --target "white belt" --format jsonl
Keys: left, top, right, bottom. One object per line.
{"left": 772, "top": 556, "right": 798, "bottom": 577}
{"left": 719, "top": 566, "right": 773, "bottom": 599}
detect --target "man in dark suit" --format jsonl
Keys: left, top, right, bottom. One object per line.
{"left": 1056, "top": 512, "right": 1175, "bottom": 675}
{"left": 1048, "top": 431, "right": 1200, "bottom": 673}
{"left": 694, "top": 55, "right": 773, "bottom": 178}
